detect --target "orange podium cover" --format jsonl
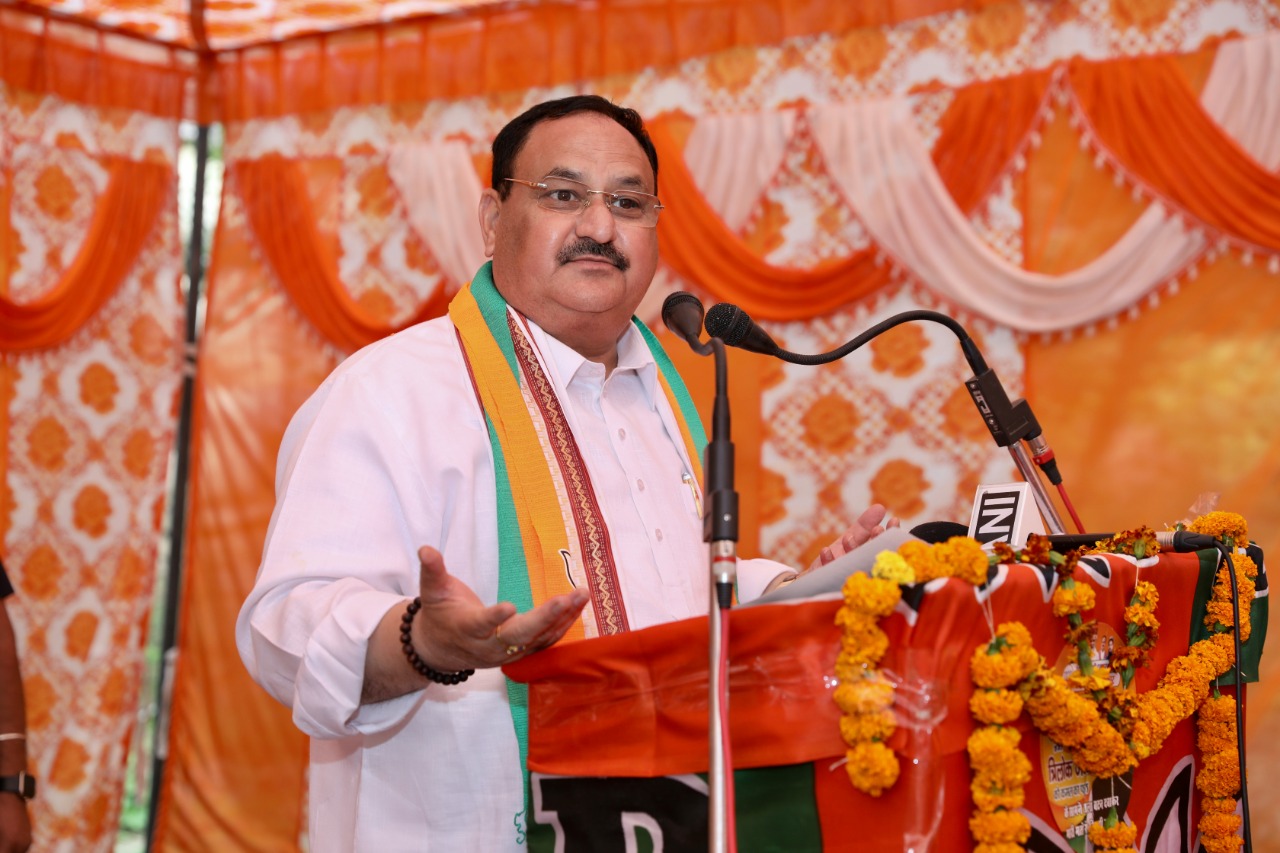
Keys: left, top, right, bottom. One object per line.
{"left": 506, "top": 548, "right": 1267, "bottom": 852}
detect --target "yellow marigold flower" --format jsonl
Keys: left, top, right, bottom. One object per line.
{"left": 968, "top": 809, "right": 1031, "bottom": 844}
{"left": 1189, "top": 511, "right": 1248, "bottom": 548}
{"left": 845, "top": 740, "right": 900, "bottom": 796}
{"left": 970, "top": 689, "right": 1024, "bottom": 725}
{"left": 833, "top": 678, "right": 895, "bottom": 714}
{"left": 973, "top": 845, "right": 1027, "bottom": 853}
{"left": 1133, "top": 580, "right": 1158, "bottom": 604}
{"left": 839, "top": 710, "right": 896, "bottom": 746}
{"left": 1088, "top": 820, "right": 1138, "bottom": 847}
{"left": 842, "top": 573, "right": 902, "bottom": 617}
{"left": 1052, "top": 579, "right": 1096, "bottom": 617}
{"left": 872, "top": 550, "right": 915, "bottom": 584}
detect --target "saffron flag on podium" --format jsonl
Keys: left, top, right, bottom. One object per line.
{"left": 505, "top": 547, "right": 1266, "bottom": 852}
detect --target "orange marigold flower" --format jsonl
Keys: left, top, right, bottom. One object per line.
{"left": 838, "top": 622, "right": 889, "bottom": 665}
{"left": 970, "top": 781, "right": 1025, "bottom": 812}
{"left": 1088, "top": 819, "right": 1138, "bottom": 847}
{"left": 966, "top": 725, "right": 1024, "bottom": 773}
{"left": 934, "top": 536, "right": 992, "bottom": 585}
{"left": 973, "top": 845, "right": 1027, "bottom": 853}
{"left": 971, "top": 624, "right": 1041, "bottom": 689}
{"left": 833, "top": 677, "right": 895, "bottom": 714}
{"left": 968, "top": 809, "right": 1031, "bottom": 844}
{"left": 842, "top": 573, "right": 902, "bottom": 617}
{"left": 1019, "top": 534, "right": 1053, "bottom": 564}
{"left": 1188, "top": 511, "right": 1248, "bottom": 549}
{"left": 897, "top": 540, "right": 945, "bottom": 582}
{"left": 839, "top": 710, "right": 896, "bottom": 746}
{"left": 845, "top": 740, "right": 900, "bottom": 796}
{"left": 1068, "top": 669, "right": 1113, "bottom": 694}
{"left": 1052, "top": 580, "right": 1097, "bottom": 617}
{"left": 970, "top": 689, "right": 1024, "bottom": 725}
{"left": 1201, "top": 795, "right": 1240, "bottom": 815}
{"left": 1197, "top": 749, "right": 1241, "bottom": 798}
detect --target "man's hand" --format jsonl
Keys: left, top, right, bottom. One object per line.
{"left": 363, "top": 547, "right": 590, "bottom": 704}
{"left": 806, "top": 504, "right": 899, "bottom": 573}
{"left": 411, "top": 546, "right": 589, "bottom": 672}
{"left": 0, "top": 794, "right": 32, "bottom": 853}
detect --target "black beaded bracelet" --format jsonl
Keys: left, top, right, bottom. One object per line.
{"left": 399, "top": 597, "right": 474, "bottom": 686}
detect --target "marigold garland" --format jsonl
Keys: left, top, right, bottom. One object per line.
{"left": 833, "top": 515, "right": 1256, "bottom": 853}
{"left": 834, "top": 569, "right": 903, "bottom": 796}
{"left": 834, "top": 537, "right": 989, "bottom": 796}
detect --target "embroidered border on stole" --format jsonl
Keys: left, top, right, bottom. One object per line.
{"left": 507, "top": 314, "right": 630, "bottom": 636}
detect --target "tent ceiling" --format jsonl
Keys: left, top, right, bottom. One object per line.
{"left": 14, "top": 0, "right": 516, "bottom": 51}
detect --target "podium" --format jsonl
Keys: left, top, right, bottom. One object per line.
{"left": 505, "top": 546, "right": 1267, "bottom": 852}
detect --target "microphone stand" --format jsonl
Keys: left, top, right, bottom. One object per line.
{"left": 1009, "top": 441, "right": 1066, "bottom": 533}
{"left": 703, "top": 337, "right": 738, "bottom": 853}
{"left": 659, "top": 292, "right": 738, "bottom": 851}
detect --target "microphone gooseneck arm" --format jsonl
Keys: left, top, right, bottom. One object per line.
{"left": 706, "top": 303, "right": 1069, "bottom": 533}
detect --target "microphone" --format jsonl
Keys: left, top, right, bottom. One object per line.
{"left": 911, "top": 525, "right": 1221, "bottom": 554}
{"left": 909, "top": 520, "right": 969, "bottom": 543}
{"left": 703, "top": 303, "right": 783, "bottom": 357}
{"left": 662, "top": 292, "right": 709, "bottom": 353}
{"left": 1041, "top": 530, "right": 1219, "bottom": 553}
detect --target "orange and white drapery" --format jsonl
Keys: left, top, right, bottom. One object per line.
{"left": 3, "top": 0, "right": 1280, "bottom": 850}
{"left": 0, "top": 83, "right": 185, "bottom": 853}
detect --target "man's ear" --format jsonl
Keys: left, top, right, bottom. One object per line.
{"left": 478, "top": 188, "right": 501, "bottom": 258}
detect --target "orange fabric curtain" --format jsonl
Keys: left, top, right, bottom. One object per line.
{"left": 236, "top": 155, "right": 451, "bottom": 351}
{"left": 932, "top": 70, "right": 1051, "bottom": 214}
{"left": 0, "top": 13, "right": 191, "bottom": 119}
{"left": 1070, "top": 54, "right": 1280, "bottom": 251}
{"left": 0, "top": 158, "right": 170, "bottom": 351}
{"left": 651, "top": 119, "right": 894, "bottom": 320}
{"left": 209, "top": 0, "right": 1000, "bottom": 122}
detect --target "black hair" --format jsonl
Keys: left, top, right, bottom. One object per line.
{"left": 490, "top": 95, "right": 659, "bottom": 198}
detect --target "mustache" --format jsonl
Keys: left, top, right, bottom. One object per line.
{"left": 556, "top": 239, "right": 630, "bottom": 272}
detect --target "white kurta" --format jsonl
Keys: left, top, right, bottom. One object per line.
{"left": 236, "top": 311, "right": 786, "bottom": 851}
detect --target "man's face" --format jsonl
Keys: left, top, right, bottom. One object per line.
{"left": 479, "top": 111, "right": 660, "bottom": 366}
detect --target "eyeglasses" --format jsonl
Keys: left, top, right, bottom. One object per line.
{"left": 504, "top": 176, "right": 664, "bottom": 227}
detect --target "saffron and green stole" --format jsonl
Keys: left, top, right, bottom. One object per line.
{"left": 448, "top": 261, "right": 707, "bottom": 831}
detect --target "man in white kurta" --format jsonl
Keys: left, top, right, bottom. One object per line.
{"left": 237, "top": 96, "right": 891, "bottom": 851}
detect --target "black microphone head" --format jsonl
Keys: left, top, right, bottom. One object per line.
{"left": 661, "top": 291, "right": 704, "bottom": 330}
{"left": 909, "top": 520, "right": 970, "bottom": 543}
{"left": 704, "top": 302, "right": 752, "bottom": 346}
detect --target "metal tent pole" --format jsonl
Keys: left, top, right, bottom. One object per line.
{"left": 145, "top": 121, "right": 211, "bottom": 850}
